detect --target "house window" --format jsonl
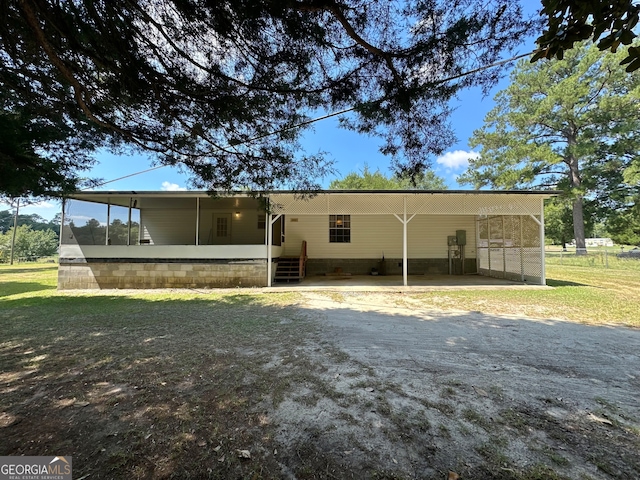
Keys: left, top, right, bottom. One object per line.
{"left": 258, "top": 214, "right": 266, "bottom": 229}
{"left": 329, "top": 215, "right": 350, "bottom": 243}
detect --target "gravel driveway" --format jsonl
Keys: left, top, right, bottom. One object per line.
{"left": 270, "top": 292, "right": 640, "bottom": 479}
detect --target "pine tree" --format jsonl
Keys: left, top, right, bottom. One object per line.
{"left": 460, "top": 42, "right": 640, "bottom": 253}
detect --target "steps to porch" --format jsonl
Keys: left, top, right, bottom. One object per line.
{"left": 274, "top": 241, "right": 307, "bottom": 283}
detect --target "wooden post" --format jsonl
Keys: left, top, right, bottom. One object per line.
{"left": 10, "top": 198, "right": 19, "bottom": 265}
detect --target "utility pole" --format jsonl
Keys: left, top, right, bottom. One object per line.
{"left": 10, "top": 198, "right": 19, "bottom": 265}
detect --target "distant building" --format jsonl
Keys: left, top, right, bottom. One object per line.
{"left": 570, "top": 238, "right": 614, "bottom": 247}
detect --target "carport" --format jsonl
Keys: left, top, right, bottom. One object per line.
{"left": 267, "top": 191, "right": 554, "bottom": 287}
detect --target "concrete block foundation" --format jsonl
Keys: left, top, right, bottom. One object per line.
{"left": 58, "top": 259, "right": 269, "bottom": 289}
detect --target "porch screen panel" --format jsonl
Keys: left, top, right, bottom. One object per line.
{"left": 502, "top": 216, "right": 517, "bottom": 279}
{"left": 521, "top": 215, "right": 542, "bottom": 282}
{"left": 62, "top": 199, "right": 107, "bottom": 245}
{"left": 489, "top": 216, "right": 505, "bottom": 278}
{"left": 477, "top": 217, "right": 489, "bottom": 273}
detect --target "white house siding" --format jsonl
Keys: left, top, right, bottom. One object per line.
{"left": 198, "top": 209, "right": 265, "bottom": 245}
{"left": 141, "top": 208, "right": 197, "bottom": 245}
{"left": 408, "top": 215, "right": 476, "bottom": 259}
{"left": 140, "top": 208, "right": 265, "bottom": 246}
{"left": 283, "top": 214, "right": 476, "bottom": 259}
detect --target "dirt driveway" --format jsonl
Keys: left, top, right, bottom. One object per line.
{"left": 271, "top": 292, "right": 640, "bottom": 479}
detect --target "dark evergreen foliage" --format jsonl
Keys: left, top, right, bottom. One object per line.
{"left": 535, "top": 0, "right": 640, "bottom": 71}
{"left": 1, "top": 0, "right": 533, "bottom": 195}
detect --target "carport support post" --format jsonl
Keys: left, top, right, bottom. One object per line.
{"left": 520, "top": 215, "right": 524, "bottom": 282}
{"left": 267, "top": 213, "right": 282, "bottom": 287}
{"left": 195, "top": 197, "right": 200, "bottom": 245}
{"left": 106, "top": 202, "right": 110, "bottom": 245}
{"left": 127, "top": 197, "right": 132, "bottom": 246}
{"left": 393, "top": 197, "right": 415, "bottom": 287}
{"left": 540, "top": 199, "right": 546, "bottom": 286}
{"left": 403, "top": 197, "right": 408, "bottom": 287}
{"left": 502, "top": 216, "right": 506, "bottom": 275}
{"left": 487, "top": 217, "right": 491, "bottom": 276}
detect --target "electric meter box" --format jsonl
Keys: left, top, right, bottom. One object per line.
{"left": 456, "top": 230, "right": 467, "bottom": 246}
{"left": 447, "top": 236, "right": 458, "bottom": 246}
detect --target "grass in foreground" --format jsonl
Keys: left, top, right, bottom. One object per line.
{"left": 0, "top": 264, "right": 315, "bottom": 479}
{"left": 408, "top": 260, "right": 640, "bottom": 327}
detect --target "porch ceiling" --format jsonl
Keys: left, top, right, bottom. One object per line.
{"left": 65, "top": 192, "right": 262, "bottom": 210}
{"left": 268, "top": 192, "right": 552, "bottom": 216}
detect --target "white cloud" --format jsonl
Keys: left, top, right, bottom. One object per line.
{"left": 161, "top": 181, "right": 187, "bottom": 191}
{"left": 436, "top": 150, "right": 480, "bottom": 170}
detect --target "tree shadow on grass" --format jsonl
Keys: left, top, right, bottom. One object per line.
{"left": 0, "top": 266, "right": 57, "bottom": 275}
{"left": 0, "top": 293, "right": 313, "bottom": 479}
{"left": 0, "top": 281, "right": 56, "bottom": 298}
{"left": 546, "top": 277, "right": 589, "bottom": 287}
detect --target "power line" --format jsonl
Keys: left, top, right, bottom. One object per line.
{"left": 91, "top": 50, "right": 534, "bottom": 189}
{"left": 90, "top": 165, "right": 167, "bottom": 189}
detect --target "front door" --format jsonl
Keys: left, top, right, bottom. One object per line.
{"left": 213, "top": 213, "right": 232, "bottom": 244}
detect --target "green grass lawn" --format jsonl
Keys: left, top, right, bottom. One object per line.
{"left": 0, "top": 263, "right": 314, "bottom": 479}
{"left": 1, "top": 257, "right": 639, "bottom": 328}
{"left": 410, "top": 255, "right": 640, "bottom": 327}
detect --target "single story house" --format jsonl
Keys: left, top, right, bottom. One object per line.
{"left": 58, "top": 190, "right": 554, "bottom": 289}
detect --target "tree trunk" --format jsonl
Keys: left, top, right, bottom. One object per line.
{"left": 572, "top": 195, "right": 587, "bottom": 255}
{"left": 567, "top": 148, "right": 587, "bottom": 255}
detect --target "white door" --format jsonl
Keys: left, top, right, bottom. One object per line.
{"left": 213, "top": 213, "right": 232, "bottom": 244}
